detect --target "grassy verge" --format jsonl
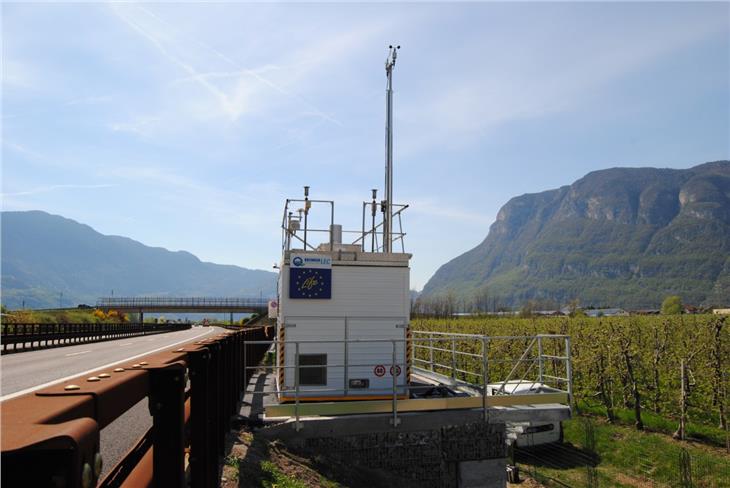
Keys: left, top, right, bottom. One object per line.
{"left": 518, "top": 416, "right": 730, "bottom": 487}
{"left": 577, "top": 402, "right": 729, "bottom": 448}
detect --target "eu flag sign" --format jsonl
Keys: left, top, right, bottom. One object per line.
{"left": 290, "top": 268, "right": 332, "bottom": 299}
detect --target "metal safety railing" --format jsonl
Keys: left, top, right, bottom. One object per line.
{"left": 242, "top": 331, "right": 572, "bottom": 430}
{"left": 410, "top": 331, "right": 573, "bottom": 400}
{"left": 0, "top": 325, "right": 272, "bottom": 488}
{"left": 0, "top": 322, "right": 191, "bottom": 354}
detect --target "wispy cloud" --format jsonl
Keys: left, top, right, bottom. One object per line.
{"left": 400, "top": 5, "right": 729, "bottom": 153}
{"left": 134, "top": 5, "right": 343, "bottom": 127}
{"left": 109, "top": 4, "right": 238, "bottom": 121}
{"left": 2, "top": 141, "right": 45, "bottom": 161}
{"left": 109, "top": 116, "right": 162, "bottom": 136}
{"left": 407, "top": 197, "right": 493, "bottom": 225}
{"left": 64, "top": 95, "right": 113, "bottom": 106}
{"left": 1, "top": 184, "right": 118, "bottom": 197}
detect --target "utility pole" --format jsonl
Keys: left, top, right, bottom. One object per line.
{"left": 59, "top": 292, "right": 63, "bottom": 309}
{"left": 383, "top": 45, "right": 400, "bottom": 253}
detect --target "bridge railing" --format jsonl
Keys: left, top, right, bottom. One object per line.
{"left": 95, "top": 297, "right": 270, "bottom": 308}
{"left": 0, "top": 325, "right": 273, "bottom": 488}
{"left": 0, "top": 322, "right": 191, "bottom": 354}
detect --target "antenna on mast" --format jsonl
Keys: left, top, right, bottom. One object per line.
{"left": 383, "top": 45, "right": 400, "bottom": 253}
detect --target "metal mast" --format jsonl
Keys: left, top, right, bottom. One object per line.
{"left": 383, "top": 45, "right": 399, "bottom": 253}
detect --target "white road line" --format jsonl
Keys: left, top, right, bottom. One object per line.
{"left": 119, "top": 342, "right": 135, "bottom": 346}
{"left": 0, "top": 328, "right": 217, "bottom": 402}
{"left": 65, "top": 350, "right": 92, "bottom": 357}
{"left": 147, "top": 338, "right": 156, "bottom": 341}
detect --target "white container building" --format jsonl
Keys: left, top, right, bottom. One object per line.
{"left": 275, "top": 190, "right": 412, "bottom": 401}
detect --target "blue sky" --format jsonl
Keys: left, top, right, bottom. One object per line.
{"left": 2, "top": 2, "right": 729, "bottom": 290}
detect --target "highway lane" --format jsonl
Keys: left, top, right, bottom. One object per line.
{"left": 0, "top": 326, "right": 223, "bottom": 397}
{"left": 1, "top": 326, "right": 228, "bottom": 478}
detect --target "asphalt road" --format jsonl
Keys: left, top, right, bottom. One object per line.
{"left": 1, "top": 326, "right": 226, "bottom": 478}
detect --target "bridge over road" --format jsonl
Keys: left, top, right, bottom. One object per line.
{"left": 96, "top": 297, "right": 270, "bottom": 322}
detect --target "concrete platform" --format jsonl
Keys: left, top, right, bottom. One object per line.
{"left": 241, "top": 371, "right": 570, "bottom": 437}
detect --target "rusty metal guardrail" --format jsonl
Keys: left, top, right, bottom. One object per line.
{"left": 1, "top": 322, "right": 192, "bottom": 354}
{"left": 0, "top": 325, "right": 272, "bottom": 487}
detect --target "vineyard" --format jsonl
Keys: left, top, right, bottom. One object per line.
{"left": 412, "top": 314, "right": 728, "bottom": 446}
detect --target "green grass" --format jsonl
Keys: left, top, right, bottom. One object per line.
{"left": 578, "top": 402, "right": 729, "bottom": 447}
{"left": 224, "top": 455, "right": 240, "bottom": 481}
{"left": 260, "top": 461, "right": 309, "bottom": 488}
{"left": 259, "top": 460, "right": 341, "bottom": 488}
{"left": 519, "top": 416, "right": 730, "bottom": 487}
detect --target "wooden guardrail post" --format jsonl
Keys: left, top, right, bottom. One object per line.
{"left": 148, "top": 363, "right": 186, "bottom": 487}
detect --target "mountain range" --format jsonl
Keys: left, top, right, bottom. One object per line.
{"left": 1, "top": 211, "right": 277, "bottom": 309}
{"left": 422, "top": 161, "right": 730, "bottom": 309}
{"left": 4, "top": 161, "right": 729, "bottom": 311}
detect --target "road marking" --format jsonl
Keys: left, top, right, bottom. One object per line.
{"left": 119, "top": 342, "right": 135, "bottom": 346}
{"left": 65, "top": 350, "right": 92, "bottom": 357}
{"left": 147, "top": 338, "right": 156, "bottom": 341}
{"left": 0, "top": 328, "right": 217, "bottom": 402}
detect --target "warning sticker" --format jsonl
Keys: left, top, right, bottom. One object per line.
{"left": 374, "top": 365, "right": 386, "bottom": 377}
{"left": 390, "top": 365, "right": 402, "bottom": 376}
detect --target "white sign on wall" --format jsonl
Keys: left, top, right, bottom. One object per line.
{"left": 268, "top": 300, "right": 278, "bottom": 319}
{"left": 290, "top": 253, "right": 332, "bottom": 269}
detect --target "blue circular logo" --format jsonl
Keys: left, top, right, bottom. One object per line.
{"left": 292, "top": 257, "right": 304, "bottom": 267}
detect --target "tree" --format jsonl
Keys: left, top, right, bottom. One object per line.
{"left": 520, "top": 300, "right": 537, "bottom": 318}
{"left": 661, "top": 295, "right": 682, "bottom": 315}
{"left": 471, "top": 285, "right": 490, "bottom": 314}
{"left": 567, "top": 298, "right": 585, "bottom": 317}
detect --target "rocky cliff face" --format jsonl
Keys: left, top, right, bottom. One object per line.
{"left": 422, "top": 161, "right": 730, "bottom": 309}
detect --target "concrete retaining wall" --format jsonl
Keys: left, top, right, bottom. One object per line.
{"left": 302, "top": 422, "right": 506, "bottom": 488}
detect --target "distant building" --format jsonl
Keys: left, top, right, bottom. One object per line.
{"left": 632, "top": 309, "right": 660, "bottom": 315}
{"left": 534, "top": 310, "right": 565, "bottom": 316}
{"left": 713, "top": 308, "right": 730, "bottom": 315}
{"left": 585, "top": 308, "right": 628, "bottom": 318}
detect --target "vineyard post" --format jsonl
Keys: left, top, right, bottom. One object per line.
{"left": 566, "top": 336, "right": 573, "bottom": 408}
{"left": 482, "top": 336, "right": 489, "bottom": 421}
{"left": 537, "top": 335, "right": 544, "bottom": 384}
{"left": 674, "top": 359, "right": 687, "bottom": 441}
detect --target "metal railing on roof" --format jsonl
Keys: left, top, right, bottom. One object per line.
{"left": 280, "top": 197, "right": 409, "bottom": 254}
